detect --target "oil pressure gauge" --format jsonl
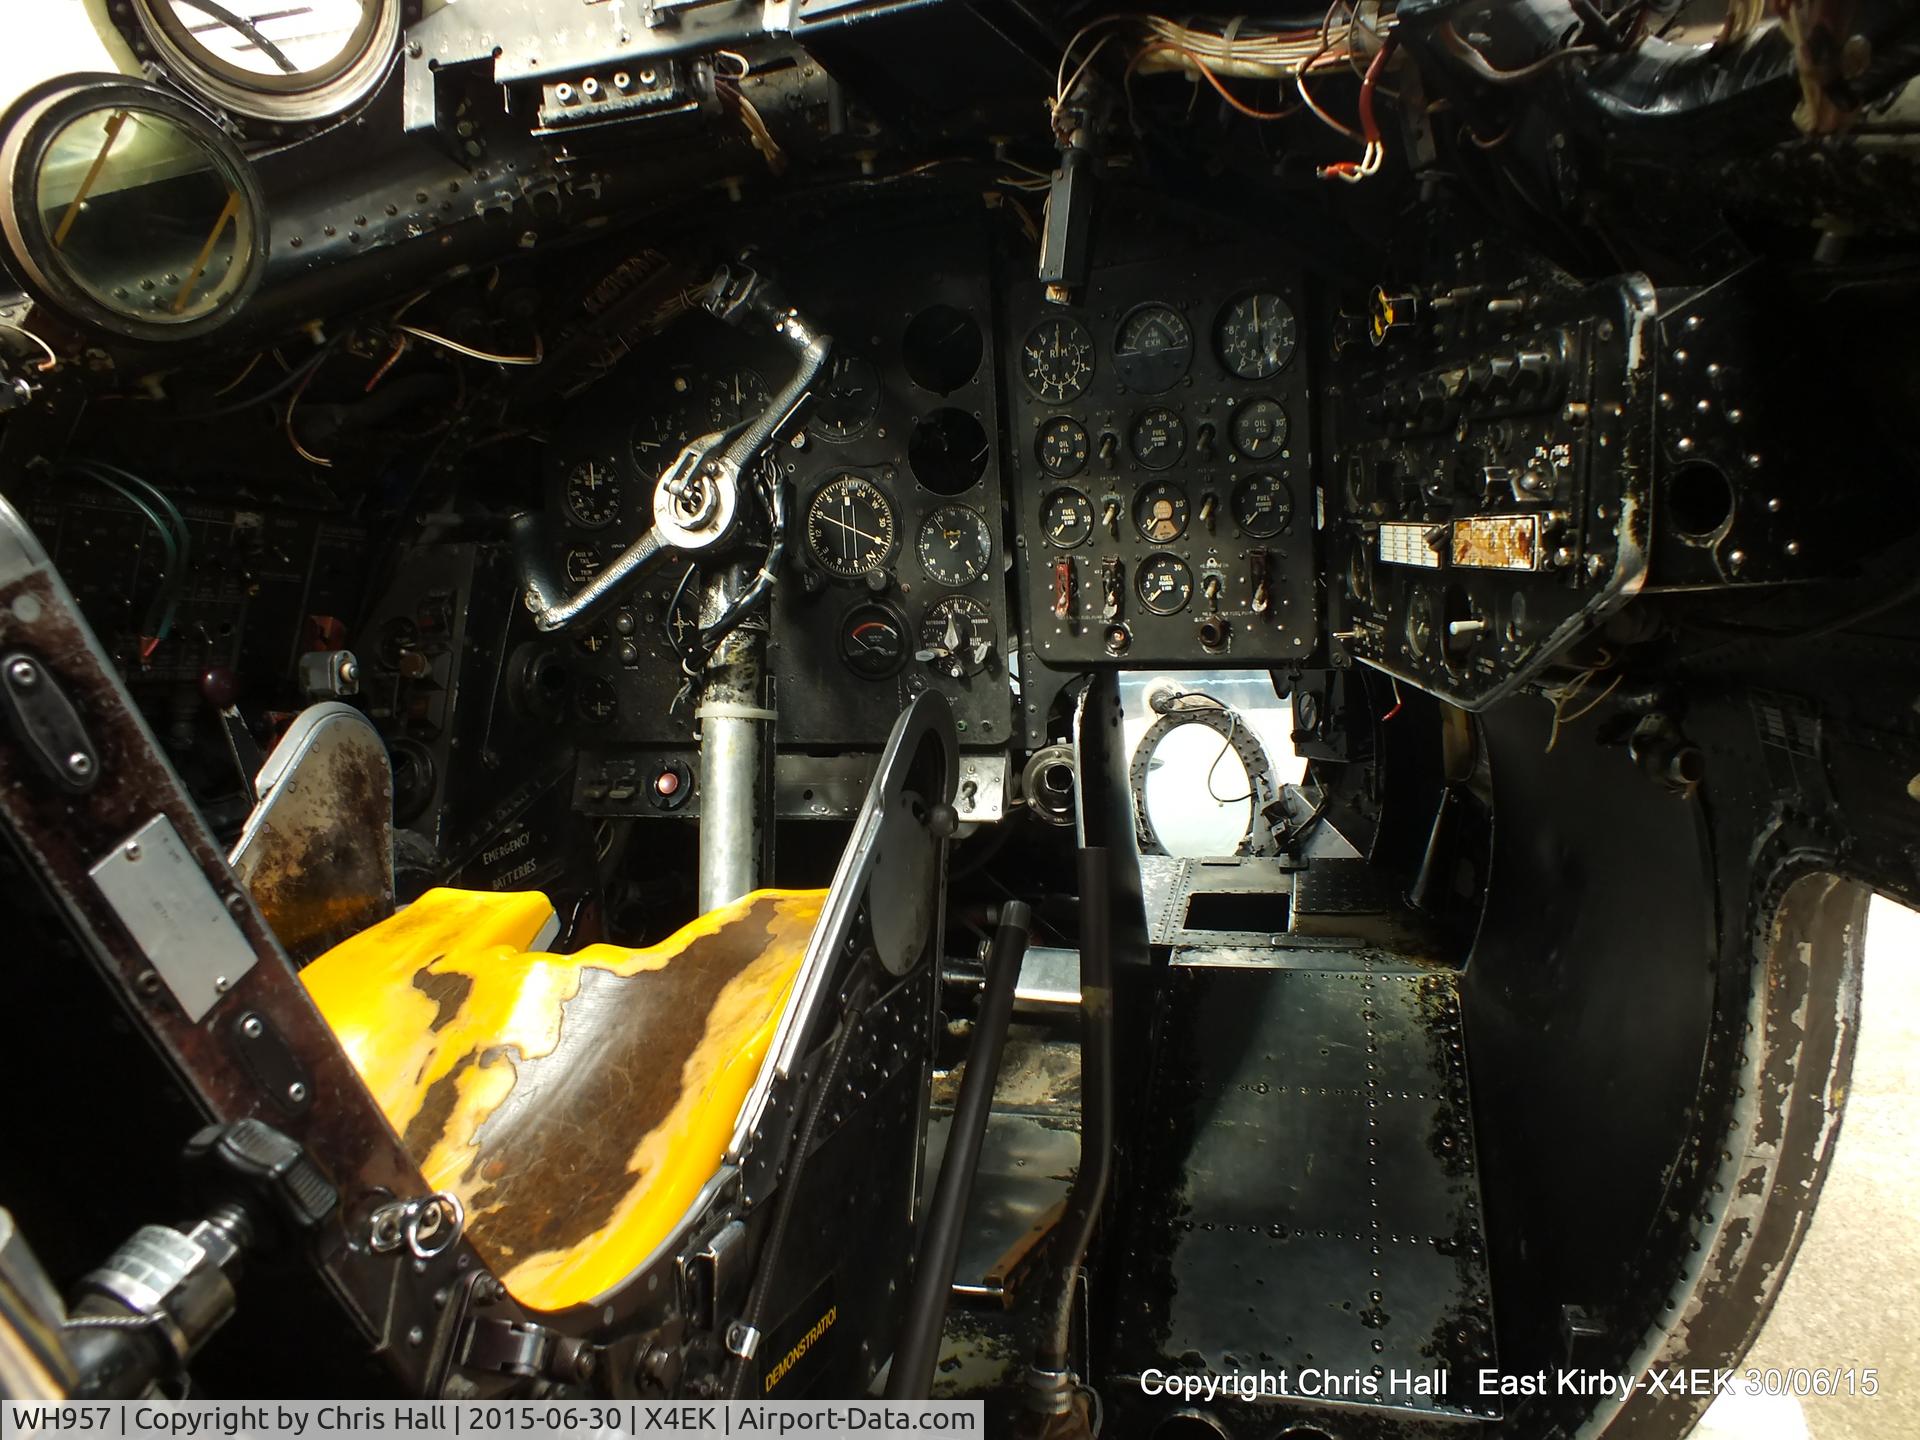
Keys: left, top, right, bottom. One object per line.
{"left": 1036, "top": 416, "right": 1089, "bottom": 477}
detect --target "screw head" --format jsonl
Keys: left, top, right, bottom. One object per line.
{"left": 65, "top": 751, "right": 92, "bottom": 778}
{"left": 287, "top": 1081, "right": 308, "bottom": 1103}
{"left": 6, "top": 658, "right": 36, "bottom": 688}
{"left": 124, "top": 840, "right": 142, "bottom": 860}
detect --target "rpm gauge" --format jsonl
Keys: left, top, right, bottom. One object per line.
{"left": 1036, "top": 416, "right": 1089, "bottom": 477}
{"left": 1113, "top": 303, "right": 1193, "bottom": 393}
{"left": 1232, "top": 474, "right": 1294, "bottom": 538}
{"left": 1230, "top": 398, "right": 1290, "bottom": 460}
{"left": 1021, "top": 317, "right": 1095, "bottom": 403}
{"left": 1130, "top": 407, "right": 1186, "bottom": 470}
{"left": 1137, "top": 554, "right": 1195, "bottom": 615}
{"left": 1216, "top": 292, "right": 1298, "bottom": 379}
{"left": 563, "top": 458, "right": 621, "bottom": 528}
{"left": 1134, "top": 481, "right": 1189, "bottom": 544}
{"left": 706, "top": 368, "right": 771, "bottom": 430}
{"left": 917, "top": 505, "right": 991, "bottom": 586}
{"left": 1042, "top": 488, "right": 1094, "bottom": 549}
{"left": 806, "top": 474, "right": 897, "bottom": 577}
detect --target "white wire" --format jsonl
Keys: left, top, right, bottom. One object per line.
{"left": 396, "top": 324, "right": 543, "bottom": 366}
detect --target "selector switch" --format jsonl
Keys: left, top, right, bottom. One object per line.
{"left": 1097, "top": 432, "right": 1119, "bottom": 470}
{"left": 1052, "top": 556, "right": 1076, "bottom": 619}
{"left": 1101, "top": 497, "right": 1120, "bottom": 539}
{"left": 1249, "top": 549, "right": 1272, "bottom": 615}
{"left": 1100, "top": 558, "right": 1123, "bottom": 621}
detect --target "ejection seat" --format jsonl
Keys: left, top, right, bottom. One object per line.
{"left": 0, "top": 490, "right": 958, "bottom": 1394}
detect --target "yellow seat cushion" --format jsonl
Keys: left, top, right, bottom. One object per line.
{"left": 302, "top": 886, "right": 824, "bottom": 1312}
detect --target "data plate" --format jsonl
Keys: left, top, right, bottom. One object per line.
{"left": 89, "top": 814, "right": 257, "bottom": 1022}
{"left": 1451, "top": 515, "right": 1540, "bottom": 572}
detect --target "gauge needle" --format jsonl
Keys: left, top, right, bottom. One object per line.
{"left": 822, "top": 508, "right": 880, "bottom": 551}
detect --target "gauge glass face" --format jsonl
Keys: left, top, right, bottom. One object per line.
{"left": 839, "top": 603, "right": 907, "bottom": 679}
{"left": 1113, "top": 302, "right": 1193, "bottom": 393}
{"left": 564, "top": 545, "right": 603, "bottom": 586}
{"left": 1136, "top": 555, "right": 1195, "bottom": 615}
{"left": 1133, "top": 481, "right": 1189, "bottom": 544}
{"left": 1020, "top": 318, "right": 1095, "bottom": 403}
{"left": 1130, "top": 407, "right": 1186, "bottom": 470}
{"left": 1216, "top": 291, "right": 1298, "bottom": 379}
{"left": 1036, "top": 416, "right": 1089, "bottom": 477}
{"left": 575, "top": 676, "right": 618, "bottom": 724}
{"left": 154, "top": 0, "right": 376, "bottom": 79}
{"left": 563, "top": 458, "right": 620, "bottom": 528}
{"left": 1042, "top": 488, "right": 1094, "bottom": 549}
{"left": 916, "top": 505, "right": 991, "bottom": 586}
{"left": 630, "top": 411, "right": 683, "bottom": 470}
{"left": 1233, "top": 475, "right": 1293, "bottom": 538}
{"left": 705, "top": 368, "right": 771, "bottom": 430}
{"left": 33, "top": 106, "right": 256, "bottom": 324}
{"left": 920, "top": 594, "right": 995, "bottom": 677}
{"left": 814, "top": 354, "right": 880, "bottom": 442}
{"left": 806, "top": 475, "right": 897, "bottom": 577}
{"left": 1230, "top": 397, "right": 1290, "bottom": 460}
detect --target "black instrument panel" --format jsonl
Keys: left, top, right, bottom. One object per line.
{"left": 536, "top": 236, "right": 1014, "bottom": 771}
{"left": 1004, "top": 249, "right": 1319, "bottom": 674}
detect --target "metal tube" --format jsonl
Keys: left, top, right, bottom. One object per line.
{"left": 1030, "top": 848, "right": 1115, "bottom": 1390}
{"left": 696, "top": 564, "right": 773, "bottom": 912}
{"left": 886, "top": 900, "right": 1031, "bottom": 1399}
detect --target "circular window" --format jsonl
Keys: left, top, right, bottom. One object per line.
{"left": 128, "top": 0, "right": 400, "bottom": 122}
{"left": 1, "top": 79, "right": 267, "bottom": 340}
{"left": 1131, "top": 710, "right": 1275, "bottom": 859}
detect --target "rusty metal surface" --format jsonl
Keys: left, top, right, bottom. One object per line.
{"left": 230, "top": 703, "right": 396, "bottom": 965}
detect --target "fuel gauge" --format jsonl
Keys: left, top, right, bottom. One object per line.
{"left": 1137, "top": 554, "right": 1195, "bottom": 615}
{"left": 1042, "top": 488, "right": 1094, "bottom": 548}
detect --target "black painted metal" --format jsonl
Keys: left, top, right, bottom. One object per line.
{"left": 887, "top": 900, "right": 1031, "bottom": 1399}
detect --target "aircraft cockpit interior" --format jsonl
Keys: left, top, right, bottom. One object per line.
{"left": 2, "top": 2, "right": 1918, "bottom": 1435}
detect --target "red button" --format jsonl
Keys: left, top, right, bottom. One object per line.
{"left": 655, "top": 769, "right": 680, "bottom": 797}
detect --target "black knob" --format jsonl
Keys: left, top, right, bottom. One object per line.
{"left": 183, "top": 1120, "right": 337, "bottom": 1241}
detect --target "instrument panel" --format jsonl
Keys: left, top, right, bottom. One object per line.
{"left": 534, "top": 234, "right": 1014, "bottom": 807}
{"left": 1003, "top": 249, "right": 1320, "bottom": 683}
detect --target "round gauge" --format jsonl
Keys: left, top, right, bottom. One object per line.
{"left": 1020, "top": 317, "right": 1095, "bottom": 403}
{"left": 806, "top": 474, "right": 897, "bottom": 578}
{"left": 1216, "top": 292, "right": 1299, "bottom": 379}
{"left": 1042, "top": 488, "right": 1094, "bottom": 549}
{"left": 1036, "top": 416, "right": 1089, "bottom": 478}
{"left": 2, "top": 81, "right": 268, "bottom": 341}
{"left": 1230, "top": 398, "right": 1290, "bottom": 460}
{"left": 1113, "top": 303, "right": 1193, "bottom": 393}
{"left": 575, "top": 676, "right": 618, "bottom": 725}
{"left": 1134, "top": 482, "right": 1190, "bottom": 544}
{"left": 563, "top": 458, "right": 621, "bottom": 529}
{"left": 630, "top": 411, "right": 683, "bottom": 470}
{"left": 920, "top": 594, "right": 996, "bottom": 679}
{"left": 564, "top": 545, "right": 603, "bottom": 586}
{"left": 839, "top": 603, "right": 908, "bottom": 679}
{"left": 129, "top": 0, "right": 400, "bottom": 123}
{"left": 1130, "top": 407, "right": 1187, "bottom": 470}
{"left": 814, "top": 354, "right": 881, "bottom": 442}
{"left": 706, "top": 368, "right": 771, "bottom": 430}
{"left": 917, "top": 505, "right": 991, "bottom": 586}
{"left": 1406, "top": 589, "right": 1436, "bottom": 657}
{"left": 1136, "top": 555, "right": 1195, "bottom": 616}
{"left": 1232, "top": 475, "right": 1294, "bottom": 538}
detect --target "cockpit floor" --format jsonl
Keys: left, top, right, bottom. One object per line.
{"left": 1109, "top": 952, "right": 1499, "bottom": 1428}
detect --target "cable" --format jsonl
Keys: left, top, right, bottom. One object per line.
{"left": 1440, "top": 23, "right": 1602, "bottom": 84}
{"left": 0, "top": 320, "right": 58, "bottom": 372}
{"left": 286, "top": 353, "right": 333, "bottom": 467}
{"left": 1204, "top": 711, "right": 1255, "bottom": 804}
{"left": 396, "top": 324, "right": 543, "bottom": 366}
{"left": 172, "top": 343, "right": 333, "bottom": 419}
